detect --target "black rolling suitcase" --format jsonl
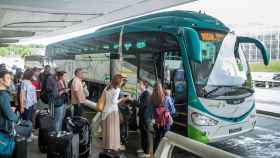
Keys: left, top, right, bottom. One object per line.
{"left": 12, "top": 136, "right": 28, "bottom": 158}
{"left": 35, "top": 108, "right": 48, "bottom": 129}
{"left": 65, "top": 116, "right": 91, "bottom": 158}
{"left": 62, "top": 106, "right": 73, "bottom": 131}
{"left": 99, "top": 150, "right": 120, "bottom": 158}
{"left": 38, "top": 106, "right": 55, "bottom": 153}
{"left": 47, "top": 131, "right": 79, "bottom": 158}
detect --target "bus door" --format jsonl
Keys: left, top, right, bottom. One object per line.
{"left": 163, "top": 51, "right": 188, "bottom": 135}
{"left": 138, "top": 52, "right": 158, "bottom": 86}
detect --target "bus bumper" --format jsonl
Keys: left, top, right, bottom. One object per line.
{"left": 207, "top": 120, "right": 256, "bottom": 143}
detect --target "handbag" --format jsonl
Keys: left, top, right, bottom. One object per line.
{"left": 96, "top": 90, "right": 106, "bottom": 112}
{"left": 0, "top": 131, "right": 15, "bottom": 157}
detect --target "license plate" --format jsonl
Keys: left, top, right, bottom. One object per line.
{"left": 229, "top": 127, "right": 242, "bottom": 134}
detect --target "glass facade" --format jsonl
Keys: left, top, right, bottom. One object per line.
{"left": 241, "top": 31, "right": 280, "bottom": 63}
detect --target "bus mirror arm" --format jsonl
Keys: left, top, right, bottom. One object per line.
{"left": 237, "top": 36, "right": 270, "bottom": 65}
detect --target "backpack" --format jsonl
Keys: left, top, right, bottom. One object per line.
{"left": 15, "top": 81, "right": 22, "bottom": 111}
{"left": 67, "top": 78, "right": 74, "bottom": 103}
{"left": 0, "top": 131, "right": 15, "bottom": 157}
{"left": 40, "top": 74, "right": 51, "bottom": 104}
{"left": 154, "top": 104, "right": 173, "bottom": 128}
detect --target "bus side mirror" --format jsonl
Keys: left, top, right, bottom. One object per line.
{"left": 183, "top": 28, "right": 201, "bottom": 63}
{"left": 237, "top": 36, "right": 270, "bottom": 65}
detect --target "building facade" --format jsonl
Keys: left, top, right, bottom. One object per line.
{"left": 236, "top": 26, "right": 280, "bottom": 64}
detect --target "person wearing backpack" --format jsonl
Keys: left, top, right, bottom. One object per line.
{"left": 151, "top": 81, "right": 173, "bottom": 151}
{"left": 0, "top": 70, "right": 32, "bottom": 138}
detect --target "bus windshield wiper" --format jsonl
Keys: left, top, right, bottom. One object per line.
{"left": 203, "top": 85, "right": 254, "bottom": 98}
{"left": 203, "top": 86, "right": 224, "bottom": 98}
{"left": 230, "top": 86, "right": 255, "bottom": 94}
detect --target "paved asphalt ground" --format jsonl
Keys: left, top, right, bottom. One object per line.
{"left": 28, "top": 87, "right": 280, "bottom": 158}
{"left": 212, "top": 114, "right": 280, "bottom": 158}
{"left": 28, "top": 114, "right": 280, "bottom": 158}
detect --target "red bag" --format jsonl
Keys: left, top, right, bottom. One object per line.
{"left": 154, "top": 104, "right": 173, "bottom": 128}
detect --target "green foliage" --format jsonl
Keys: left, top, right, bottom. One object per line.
{"left": 250, "top": 61, "right": 280, "bottom": 72}
{"left": 0, "top": 47, "right": 9, "bottom": 56}
{"left": 0, "top": 44, "right": 45, "bottom": 57}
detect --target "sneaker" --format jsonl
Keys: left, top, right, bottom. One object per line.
{"left": 120, "top": 145, "right": 126, "bottom": 151}
{"left": 137, "top": 149, "right": 144, "bottom": 153}
{"left": 27, "top": 133, "right": 35, "bottom": 143}
{"left": 27, "top": 136, "right": 32, "bottom": 143}
{"left": 138, "top": 153, "right": 150, "bottom": 158}
{"left": 31, "top": 133, "right": 36, "bottom": 138}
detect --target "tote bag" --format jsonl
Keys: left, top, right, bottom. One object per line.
{"left": 96, "top": 90, "right": 106, "bottom": 112}
{"left": 0, "top": 131, "right": 15, "bottom": 157}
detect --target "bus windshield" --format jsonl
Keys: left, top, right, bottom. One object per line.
{"left": 191, "top": 31, "right": 253, "bottom": 99}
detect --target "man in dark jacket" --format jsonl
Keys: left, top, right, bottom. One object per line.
{"left": 0, "top": 70, "right": 32, "bottom": 138}
{"left": 137, "top": 80, "right": 152, "bottom": 157}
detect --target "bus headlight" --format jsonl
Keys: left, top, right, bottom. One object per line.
{"left": 191, "top": 112, "right": 218, "bottom": 126}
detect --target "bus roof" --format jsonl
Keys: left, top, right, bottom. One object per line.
{"left": 98, "top": 10, "right": 229, "bottom": 32}
{"left": 49, "top": 11, "right": 229, "bottom": 46}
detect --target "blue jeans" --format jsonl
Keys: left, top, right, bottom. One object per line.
{"left": 53, "top": 105, "right": 65, "bottom": 132}
{"left": 15, "top": 120, "right": 32, "bottom": 138}
{"left": 21, "top": 106, "right": 34, "bottom": 122}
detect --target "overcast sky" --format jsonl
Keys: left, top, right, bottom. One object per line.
{"left": 174, "top": 0, "right": 280, "bottom": 33}
{"left": 22, "top": 0, "right": 280, "bottom": 44}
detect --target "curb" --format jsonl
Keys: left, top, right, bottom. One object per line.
{"left": 257, "top": 109, "right": 280, "bottom": 118}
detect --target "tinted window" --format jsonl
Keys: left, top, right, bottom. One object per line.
{"left": 47, "top": 33, "right": 120, "bottom": 56}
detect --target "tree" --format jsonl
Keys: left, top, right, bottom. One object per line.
{"left": 0, "top": 47, "right": 10, "bottom": 56}
{"left": 0, "top": 44, "right": 44, "bottom": 57}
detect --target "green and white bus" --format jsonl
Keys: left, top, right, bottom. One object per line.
{"left": 46, "top": 11, "right": 269, "bottom": 143}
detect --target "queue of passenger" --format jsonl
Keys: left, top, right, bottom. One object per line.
{"left": 0, "top": 63, "right": 176, "bottom": 158}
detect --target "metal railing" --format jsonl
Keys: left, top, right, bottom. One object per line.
{"left": 155, "top": 132, "right": 242, "bottom": 158}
